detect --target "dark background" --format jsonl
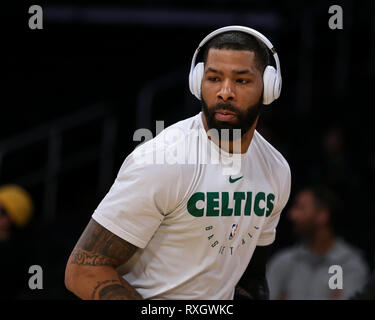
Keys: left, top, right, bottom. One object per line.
{"left": 1, "top": 0, "right": 375, "bottom": 299}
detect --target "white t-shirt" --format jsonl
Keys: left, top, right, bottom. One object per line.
{"left": 92, "top": 112, "right": 291, "bottom": 300}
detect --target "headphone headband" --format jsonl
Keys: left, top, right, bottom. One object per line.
{"left": 189, "top": 25, "right": 281, "bottom": 95}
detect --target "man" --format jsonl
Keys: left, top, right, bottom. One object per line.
{"left": 267, "top": 186, "right": 369, "bottom": 300}
{"left": 65, "top": 26, "right": 291, "bottom": 300}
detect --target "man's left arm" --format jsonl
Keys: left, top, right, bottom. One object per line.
{"left": 235, "top": 162, "right": 291, "bottom": 300}
{"left": 234, "top": 245, "right": 271, "bottom": 300}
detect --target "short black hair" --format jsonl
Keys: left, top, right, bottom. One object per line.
{"left": 202, "top": 31, "right": 271, "bottom": 73}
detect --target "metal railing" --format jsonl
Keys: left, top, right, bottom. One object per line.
{"left": 0, "top": 103, "right": 117, "bottom": 222}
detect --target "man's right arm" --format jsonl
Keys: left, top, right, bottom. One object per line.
{"left": 64, "top": 218, "right": 143, "bottom": 300}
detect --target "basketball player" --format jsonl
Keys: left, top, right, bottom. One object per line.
{"left": 65, "top": 26, "right": 291, "bottom": 300}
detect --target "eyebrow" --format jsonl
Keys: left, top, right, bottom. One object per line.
{"left": 206, "top": 67, "right": 255, "bottom": 77}
{"left": 206, "top": 67, "right": 223, "bottom": 75}
{"left": 233, "top": 69, "right": 256, "bottom": 76}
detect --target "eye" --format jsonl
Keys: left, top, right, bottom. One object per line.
{"left": 236, "top": 79, "right": 251, "bottom": 84}
{"left": 208, "top": 77, "right": 220, "bottom": 82}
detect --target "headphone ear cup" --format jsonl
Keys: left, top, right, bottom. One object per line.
{"left": 262, "top": 65, "right": 278, "bottom": 105}
{"left": 274, "top": 72, "right": 282, "bottom": 101}
{"left": 188, "top": 64, "right": 195, "bottom": 97}
{"left": 190, "top": 62, "right": 205, "bottom": 100}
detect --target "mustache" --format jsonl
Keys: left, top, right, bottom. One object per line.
{"left": 210, "top": 102, "right": 241, "bottom": 114}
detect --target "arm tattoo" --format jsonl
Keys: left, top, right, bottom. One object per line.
{"left": 92, "top": 276, "right": 142, "bottom": 300}
{"left": 70, "top": 249, "right": 118, "bottom": 267}
{"left": 69, "top": 219, "right": 142, "bottom": 299}
{"left": 91, "top": 280, "right": 121, "bottom": 299}
{"left": 71, "top": 218, "right": 137, "bottom": 267}
{"left": 98, "top": 284, "right": 131, "bottom": 300}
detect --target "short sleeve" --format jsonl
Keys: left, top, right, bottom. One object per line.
{"left": 92, "top": 148, "right": 186, "bottom": 249}
{"left": 257, "top": 164, "right": 291, "bottom": 246}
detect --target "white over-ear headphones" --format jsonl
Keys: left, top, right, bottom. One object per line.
{"left": 188, "top": 25, "right": 282, "bottom": 105}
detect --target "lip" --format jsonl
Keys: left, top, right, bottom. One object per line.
{"left": 214, "top": 110, "right": 236, "bottom": 121}
{"left": 215, "top": 109, "right": 236, "bottom": 115}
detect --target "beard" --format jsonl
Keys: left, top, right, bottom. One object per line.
{"left": 201, "top": 97, "right": 262, "bottom": 141}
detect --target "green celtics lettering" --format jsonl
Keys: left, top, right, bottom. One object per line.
{"left": 187, "top": 192, "right": 275, "bottom": 217}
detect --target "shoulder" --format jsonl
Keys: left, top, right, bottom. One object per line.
{"left": 117, "top": 115, "right": 200, "bottom": 195}
{"left": 252, "top": 130, "right": 291, "bottom": 179}
{"left": 252, "top": 131, "right": 291, "bottom": 209}
{"left": 131, "top": 114, "right": 201, "bottom": 166}
{"left": 334, "top": 239, "right": 368, "bottom": 266}
{"left": 269, "top": 245, "right": 299, "bottom": 265}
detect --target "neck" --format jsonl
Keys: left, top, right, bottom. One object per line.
{"left": 201, "top": 113, "right": 258, "bottom": 154}
{"left": 306, "top": 227, "right": 335, "bottom": 255}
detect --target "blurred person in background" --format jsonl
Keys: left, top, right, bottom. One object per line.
{"left": 0, "top": 184, "right": 34, "bottom": 299}
{"left": 267, "top": 185, "right": 369, "bottom": 299}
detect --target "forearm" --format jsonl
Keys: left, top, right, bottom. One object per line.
{"left": 243, "top": 275, "right": 269, "bottom": 300}
{"left": 65, "top": 249, "right": 143, "bottom": 300}
{"left": 235, "top": 276, "right": 269, "bottom": 300}
{"left": 235, "top": 245, "right": 270, "bottom": 300}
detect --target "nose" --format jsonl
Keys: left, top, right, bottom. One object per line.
{"left": 217, "top": 79, "right": 235, "bottom": 102}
